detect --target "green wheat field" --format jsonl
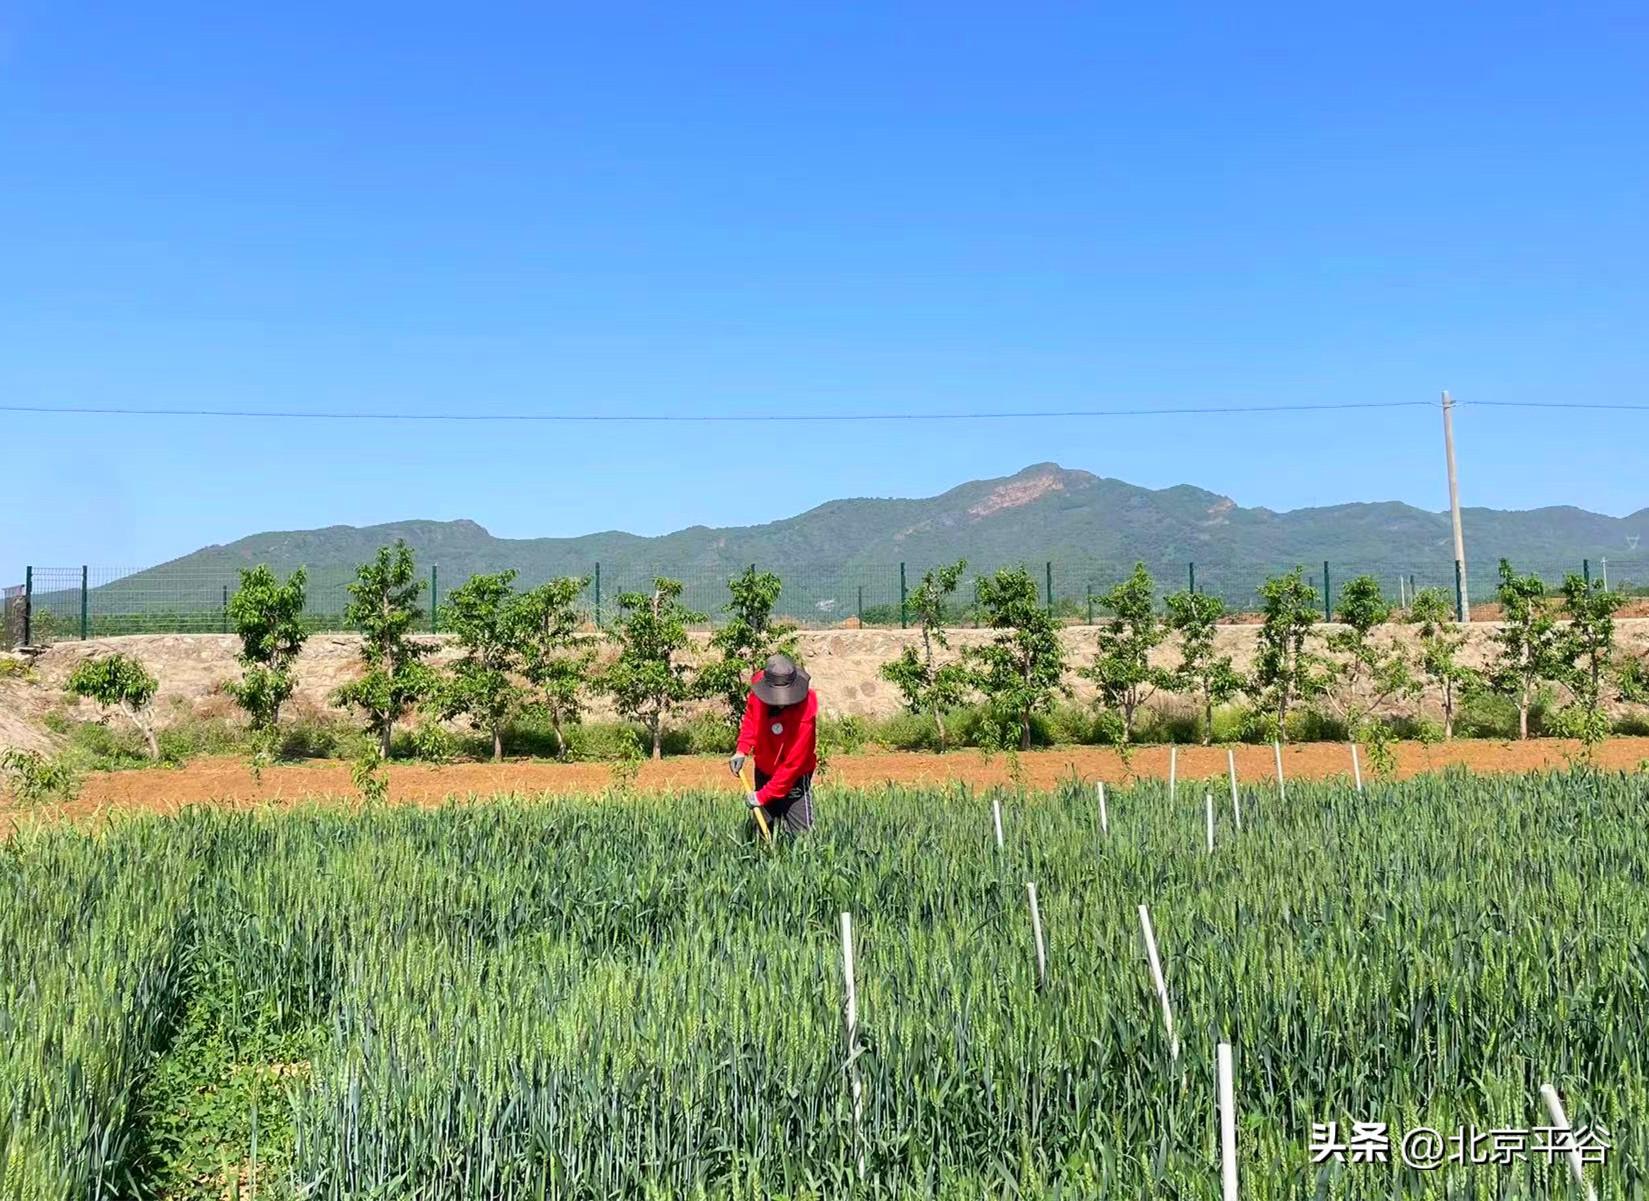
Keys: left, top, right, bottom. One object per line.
{"left": 3, "top": 770, "right": 1643, "bottom": 1199}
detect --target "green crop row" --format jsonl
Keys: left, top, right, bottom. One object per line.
{"left": 3, "top": 770, "right": 1644, "bottom": 1198}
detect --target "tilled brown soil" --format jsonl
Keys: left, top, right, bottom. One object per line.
{"left": 10, "top": 738, "right": 1648, "bottom": 826}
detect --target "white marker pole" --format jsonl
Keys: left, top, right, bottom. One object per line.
{"left": 992, "top": 794, "right": 1004, "bottom": 849}
{"left": 1227, "top": 748, "right": 1240, "bottom": 825}
{"left": 840, "top": 912, "right": 866, "bottom": 1180}
{"left": 1539, "top": 1083, "right": 1597, "bottom": 1201}
{"left": 1205, "top": 793, "right": 1215, "bottom": 854}
{"left": 1137, "top": 904, "right": 1179, "bottom": 1061}
{"left": 1350, "top": 742, "right": 1363, "bottom": 793}
{"left": 1096, "top": 780, "right": 1109, "bottom": 836}
{"left": 1273, "top": 741, "right": 1285, "bottom": 803}
{"left": 1169, "top": 745, "right": 1177, "bottom": 805}
{"left": 1026, "top": 882, "right": 1047, "bottom": 990}
{"left": 1218, "top": 1042, "right": 1238, "bottom": 1201}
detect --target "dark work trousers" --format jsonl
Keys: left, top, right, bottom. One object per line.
{"left": 752, "top": 769, "right": 815, "bottom": 837}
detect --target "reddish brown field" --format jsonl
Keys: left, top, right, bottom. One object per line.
{"left": 10, "top": 737, "right": 1647, "bottom": 825}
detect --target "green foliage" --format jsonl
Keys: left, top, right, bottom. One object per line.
{"left": 1326, "top": 575, "right": 1417, "bottom": 747}
{"left": 599, "top": 578, "right": 705, "bottom": 760}
{"left": 512, "top": 575, "right": 593, "bottom": 759}
{"left": 966, "top": 567, "right": 1067, "bottom": 751}
{"left": 1552, "top": 573, "right": 1624, "bottom": 751}
{"left": 698, "top": 567, "right": 800, "bottom": 728}
{"left": 879, "top": 560, "right": 970, "bottom": 751}
{"left": 67, "top": 653, "right": 161, "bottom": 760}
{"left": 333, "top": 542, "right": 433, "bottom": 758}
{"left": 4, "top": 778, "right": 1646, "bottom": 1196}
{"left": 1079, "top": 563, "right": 1167, "bottom": 744}
{"left": 0, "top": 657, "right": 35, "bottom": 680}
{"left": 1249, "top": 566, "right": 1331, "bottom": 742}
{"left": 1410, "top": 587, "right": 1478, "bottom": 740}
{"left": 351, "top": 747, "right": 389, "bottom": 805}
{"left": 408, "top": 720, "right": 459, "bottom": 764}
{"left": 0, "top": 747, "right": 81, "bottom": 803}
{"left": 224, "top": 565, "right": 309, "bottom": 735}
{"left": 1489, "top": 559, "right": 1566, "bottom": 741}
{"left": 1161, "top": 590, "right": 1239, "bottom": 745}
{"left": 433, "top": 570, "right": 523, "bottom": 761}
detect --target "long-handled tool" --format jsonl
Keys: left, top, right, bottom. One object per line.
{"left": 739, "top": 758, "right": 773, "bottom": 842}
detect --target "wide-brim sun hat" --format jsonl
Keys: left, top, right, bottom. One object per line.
{"left": 753, "top": 652, "right": 811, "bottom": 707}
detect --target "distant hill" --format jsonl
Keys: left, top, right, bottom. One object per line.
{"left": 64, "top": 464, "right": 1649, "bottom": 624}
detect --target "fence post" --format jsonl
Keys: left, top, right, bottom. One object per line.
{"left": 1583, "top": 559, "right": 1591, "bottom": 586}
{"left": 23, "top": 566, "right": 32, "bottom": 647}
{"left": 1045, "top": 561, "right": 1054, "bottom": 613}
{"left": 1189, "top": 561, "right": 1196, "bottom": 595}
{"left": 593, "top": 563, "right": 601, "bottom": 628}
{"left": 856, "top": 584, "right": 863, "bottom": 627}
{"left": 1322, "top": 561, "right": 1332, "bottom": 620}
{"left": 430, "top": 565, "right": 439, "bottom": 633}
{"left": 1454, "top": 559, "right": 1466, "bottom": 623}
{"left": 80, "top": 566, "right": 89, "bottom": 640}
{"left": 1086, "top": 584, "right": 1093, "bottom": 624}
{"left": 899, "top": 563, "right": 907, "bottom": 629}
{"left": 222, "top": 585, "right": 229, "bottom": 634}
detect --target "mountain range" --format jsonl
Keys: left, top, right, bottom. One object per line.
{"left": 95, "top": 464, "right": 1649, "bottom": 619}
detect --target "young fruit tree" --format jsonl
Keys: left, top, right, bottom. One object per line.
{"left": 435, "top": 570, "right": 523, "bottom": 761}
{"left": 1248, "top": 566, "right": 1330, "bottom": 742}
{"left": 1410, "top": 587, "right": 1478, "bottom": 740}
{"left": 224, "top": 565, "right": 309, "bottom": 743}
{"left": 66, "top": 653, "right": 160, "bottom": 760}
{"left": 697, "top": 567, "right": 799, "bottom": 729}
{"left": 512, "top": 575, "right": 594, "bottom": 760}
{"left": 1163, "top": 589, "right": 1240, "bottom": 745}
{"left": 1489, "top": 560, "right": 1564, "bottom": 741}
{"left": 1325, "top": 575, "right": 1417, "bottom": 749}
{"left": 1079, "top": 563, "right": 1168, "bottom": 744}
{"left": 601, "top": 577, "right": 705, "bottom": 760}
{"left": 333, "top": 542, "right": 433, "bottom": 759}
{"left": 1554, "top": 572, "right": 1623, "bottom": 748}
{"left": 879, "top": 559, "right": 970, "bottom": 752}
{"left": 967, "top": 566, "right": 1066, "bottom": 752}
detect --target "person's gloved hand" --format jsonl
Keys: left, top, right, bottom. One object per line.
{"left": 746, "top": 791, "right": 763, "bottom": 810}
{"left": 729, "top": 752, "right": 747, "bottom": 777}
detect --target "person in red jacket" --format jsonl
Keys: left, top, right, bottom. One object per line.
{"left": 729, "top": 652, "right": 817, "bottom": 836}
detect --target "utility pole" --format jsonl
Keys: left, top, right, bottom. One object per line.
{"left": 1441, "top": 390, "right": 1469, "bottom": 621}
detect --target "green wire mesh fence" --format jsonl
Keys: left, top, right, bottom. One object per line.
{"left": 6, "top": 555, "right": 1647, "bottom": 647}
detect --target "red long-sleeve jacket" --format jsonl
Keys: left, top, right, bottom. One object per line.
{"left": 736, "top": 670, "right": 818, "bottom": 805}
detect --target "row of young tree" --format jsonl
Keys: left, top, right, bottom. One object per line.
{"left": 63, "top": 546, "right": 1644, "bottom": 765}
{"left": 881, "top": 557, "right": 1647, "bottom": 753}
{"left": 205, "top": 542, "right": 798, "bottom": 762}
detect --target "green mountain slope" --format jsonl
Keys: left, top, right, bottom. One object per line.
{"left": 53, "top": 464, "right": 1649, "bottom": 624}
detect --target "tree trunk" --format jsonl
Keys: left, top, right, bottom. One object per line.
{"left": 1020, "top": 711, "right": 1031, "bottom": 752}
{"left": 492, "top": 726, "right": 503, "bottom": 762}
{"left": 552, "top": 716, "right": 566, "bottom": 760}
{"left": 1442, "top": 682, "right": 1454, "bottom": 741}
{"left": 651, "top": 716, "right": 662, "bottom": 760}
{"left": 1202, "top": 690, "right": 1214, "bottom": 747}
{"left": 123, "top": 703, "right": 160, "bottom": 761}
{"left": 1519, "top": 696, "right": 1529, "bottom": 740}
{"left": 380, "top": 722, "right": 392, "bottom": 760}
{"left": 934, "top": 707, "right": 947, "bottom": 754}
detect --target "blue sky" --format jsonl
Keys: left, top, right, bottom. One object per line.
{"left": 2, "top": 1, "right": 1646, "bottom": 574}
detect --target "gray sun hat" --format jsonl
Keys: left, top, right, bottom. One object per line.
{"left": 753, "top": 653, "right": 811, "bottom": 708}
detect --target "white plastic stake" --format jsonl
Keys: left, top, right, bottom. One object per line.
{"left": 1205, "top": 793, "right": 1215, "bottom": 853}
{"left": 1350, "top": 742, "right": 1363, "bottom": 793}
{"left": 1169, "top": 745, "right": 1177, "bottom": 804}
{"left": 1273, "top": 741, "right": 1285, "bottom": 803}
{"left": 992, "top": 794, "right": 1004, "bottom": 849}
{"left": 840, "top": 912, "right": 866, "bottom": 1180}
{"left": 1026, "top": 882, "right": 1047, "bottom": 989}
{"left": 1096, "top": 780, "right": 1109, "bottom": 836}
{"left": 1227, "top": 748, "right": 1240, "bottom": 824}
{"left": 1137, "top": 904, "right": 1179, "bottom": 1061}
{"left": 1539, "top": 1083, "right": 1597, "bottom": 1201}
{"left": 1218, "top": 1042, "right": 1238, "bottom": 1201}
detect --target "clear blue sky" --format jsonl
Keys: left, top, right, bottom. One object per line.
{"left": 3, "top": 1, "right": 1646, "bottom": 574}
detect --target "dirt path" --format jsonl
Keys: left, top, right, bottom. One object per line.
{"left": 10, "top": 738, "right": 1648, "bottom": 825}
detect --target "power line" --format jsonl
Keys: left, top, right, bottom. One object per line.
{"left": 0, "top": 399, "right": 1437, "bottom": 423}
{"left": 1467, "top": 400, "right": 1649, "bottom": 412}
